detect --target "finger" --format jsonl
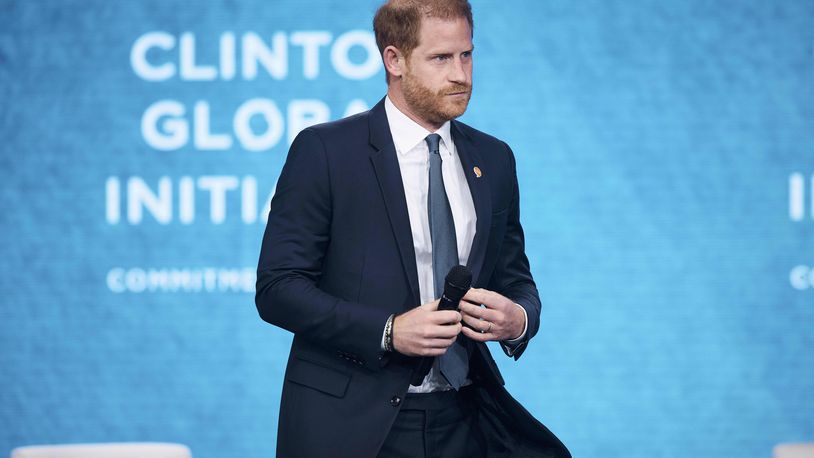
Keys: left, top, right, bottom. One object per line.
{"left": 478, "top": 317, "right": 499, "bottom": 335}
{"left": 461, "top": 321, "right": 497, "bottom": 342}
{"left": 460, "top": 316, "right": 479, "bottom": 332}
{"left": 430, "top": 310, "right": 462, "bottom": 324}
{"left": 420, "top": 320, "right": 462, "bottom": 338}
{"left": 461, "top": 325, "right": 493, "bottom": 342}
{"left": 422, "top": 299, "right": 441, "bottom": 311}
{"left": 459, "top": 298, "right": 480, "bottom": 308}
{"left": 460, "top": 313, "right": 487, "bottom": 331}
{"left": 459, "top": 302, "right": 499, "bottom": 322}
{"left": 462, "top": 288, "right": 492, "bottom": 305}
{"left": 458, "top": 301, "right": 481, "bottom": 315}
{"left": 426, "top": 322, "right": 462, "bottom": 339}
{"left": 463, "top": 289, "right": 513, "bottom": 312}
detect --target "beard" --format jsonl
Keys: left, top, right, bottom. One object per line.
{"left": 401, "top": 69, "right": 472, "bottom": 126}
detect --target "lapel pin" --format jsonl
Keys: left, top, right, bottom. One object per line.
{"left": 473, "top": 166, "right": 482, "bottom": 178}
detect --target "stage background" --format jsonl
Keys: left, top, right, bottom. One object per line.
{"left": 1, "top": 0, "right": 813, "bottom": 456}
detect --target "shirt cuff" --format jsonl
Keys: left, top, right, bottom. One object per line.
{"left": 504, "top": 302, "right": 528, "bottom": 343}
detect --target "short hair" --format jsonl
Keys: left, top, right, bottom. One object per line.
{"left": 373, "top": 0, "right": 473, "bottom": 74}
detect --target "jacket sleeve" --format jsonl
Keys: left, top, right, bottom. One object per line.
{"left": 488, "top": 142, "right": 542, "bottom": 360}
{"left": 255, "top": 127, "right": 390, "bottom": 371}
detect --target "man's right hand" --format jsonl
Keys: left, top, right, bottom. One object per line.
{"left": 392, "top": 300, "right": 462, "bottom": 357}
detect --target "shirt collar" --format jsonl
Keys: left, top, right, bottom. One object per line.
{"left": 385, "top": 96, "right": 453, "bottom": 157}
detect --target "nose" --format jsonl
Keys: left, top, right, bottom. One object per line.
{"left": 448, "top": 57, "right": 470, "bottom": 84}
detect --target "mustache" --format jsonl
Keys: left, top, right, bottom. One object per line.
{"left": 440, "top": 84, "right": 471, "bottom": 95}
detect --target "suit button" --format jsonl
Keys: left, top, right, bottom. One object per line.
{"left": 390, "top": 396, "right": 401, "bottom": 407}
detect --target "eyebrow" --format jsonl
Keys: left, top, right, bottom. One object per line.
{"left": 429, "top": 46, "right": 475, "bottom": 57}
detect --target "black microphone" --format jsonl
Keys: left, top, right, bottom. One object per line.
{"left": 410, "top": 265, "right": 472, "bottom": 386}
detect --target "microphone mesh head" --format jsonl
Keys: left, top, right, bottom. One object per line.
{"left": 444, "top": 265, "right": 472, "bottom": 300}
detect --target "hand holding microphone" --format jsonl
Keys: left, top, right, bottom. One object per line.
{"left": 391, "top": 266, "right": 472, "bottom": 360}
{"left": 392, "top": 266, "right": 472, "bottom": 386}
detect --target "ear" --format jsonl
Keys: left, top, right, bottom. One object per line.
{"left": 383, "top": 45, "right": 405, "bottom": 79}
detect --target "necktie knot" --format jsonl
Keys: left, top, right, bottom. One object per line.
{"left": 425, "top": 133, "right": 442, "bottom": 156}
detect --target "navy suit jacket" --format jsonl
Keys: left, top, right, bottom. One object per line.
{"left": 256, "top": 98, "right": 570, "bottom": 457}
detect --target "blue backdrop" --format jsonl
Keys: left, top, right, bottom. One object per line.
{"left": 1, "top": 1, "right": 813, "bottom": 457}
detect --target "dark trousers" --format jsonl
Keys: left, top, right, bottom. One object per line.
{"left": 378, "top": 387, "right": 487, "bottom": 458}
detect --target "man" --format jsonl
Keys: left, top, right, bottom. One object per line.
{"left": 255, "top": 1, "right": 570, "bottom": 456}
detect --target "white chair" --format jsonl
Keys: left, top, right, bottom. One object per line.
{"left": 774, "top": 443, "right": 814, "bottom": 458}
{"left": 10, "top": 443, "right": 191, "bottom": 458}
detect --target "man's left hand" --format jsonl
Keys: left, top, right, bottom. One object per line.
{"left": 459, "top": 288, "right": 525, "bottom": 342}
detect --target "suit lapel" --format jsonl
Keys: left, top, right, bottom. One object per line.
{"left": 368, "top": 99, "right": 421, "bottom": 306}
{"left": 452, "top": 121, "right": 492, "bottom": 286}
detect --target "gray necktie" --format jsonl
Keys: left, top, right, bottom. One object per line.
{"left": 426, "top": 133, "right": 469, "bottom": 390}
